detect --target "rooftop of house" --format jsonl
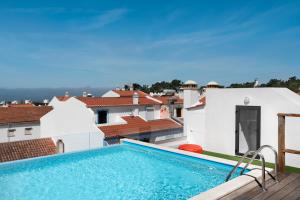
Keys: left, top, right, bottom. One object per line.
{"left": 112, "top": 90, "right": 148, "bottom": 97}
{"left": 56, "top": 96, "right": 71, "bottom": 102}
{"left": 0, "top": 106, "right": 53, "bottom": 125}
{"left": 0, "top": 138, "right": 56, "bottom": 163}
{"left": 76, "top": 96, "right": 161, "bottom": 107}
{"left": 188, "top": 96, "right": 206, "bottom": 109}
{"left": 99, "top": 116, "right": 182, "bottom": 138}
{"left": 154, "top": 96, "right": 183, "bottom": 105}
{"left": 56, "top": 90, "right": 163, "bottom": 107}
{"left": 7, "top": 104, "right": 34, "bottom": 108}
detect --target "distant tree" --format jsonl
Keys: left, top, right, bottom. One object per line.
{"left": 228, "top": 81, "right": 256, "bottom": 88}
{"left": 133, "top": 76, "right": 300, "bottom": 94}
{"left": 229, "top": 76, "right": 300, "bottom": 92}
{"left": 132, "top": 83, "right": 142, "bottom": 90}
{"left": 124, "top": 84, "right": 130, "bottom": 90}
{"left": 170, "top": 79, "right": 184, "bottom": 91}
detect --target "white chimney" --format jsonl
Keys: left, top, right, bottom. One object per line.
{"left": 182, "top": 80, "right": 200, "bottom": 108}
{"left": 65, "top": 91, "right": 69, "bottom": 97}
{"left": 83, "top": 91, "right": 87, "bottom": 97}
{"left": 133, "top": 92, "right": 139, "bottom": 105}
{"left": 43, "top": 99, "right": 49, "bottom": 104}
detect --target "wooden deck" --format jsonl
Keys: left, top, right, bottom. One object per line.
{"left": 220, "top": 173, "right": 300, "bottom": 200}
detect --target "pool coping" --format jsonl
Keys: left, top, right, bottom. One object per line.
{"left": 0, "top": 139, "right": 273, "bottom": 200}
{"left": 120, "top": 139, "right": 273, "bottom": 200}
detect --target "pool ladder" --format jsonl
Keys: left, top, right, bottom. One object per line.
{"left": 225, "top": 145, "right": 279, "bottom": 191}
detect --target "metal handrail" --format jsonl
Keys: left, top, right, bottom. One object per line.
{"left": 240, "top": 145, "right": 279, "bottom": 182}
{"left": 225, "top": 151, "right": 267, "bottom": 191}
{"left": 226, "top": 145, "right": 279, "bottom": 191}
{"left": 225, "top": 150, "right": 255, "bottom": 182}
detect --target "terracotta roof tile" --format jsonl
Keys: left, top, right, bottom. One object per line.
{"left": 0, "top": 106, "right": 53, "bottom": 124}
{"left": 0, "top": 138, "right": 56, "bottom": 163}
{"left": 113, "top": 90, "right": 148, "bottom": 97}
{"left": 56, "top": 96, "right": 71, "bottom": 101}
{"left": 8, "top": 104, "right": 34, "bottom": 107}
{"left": 154, "top": 96, "right": 183, "bottom": 105}
{"left": 99, "top": 116, "right": 182, "bottom": 138}
{"left": 77, "top": 97, "right": 161, "bottom": 107}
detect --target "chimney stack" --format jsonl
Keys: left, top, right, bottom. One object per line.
{"left": 181, "top": 80, "right": 199, "bottom": 108}
{"left": 133, "top": 92, "right": 139, "bottom": 105}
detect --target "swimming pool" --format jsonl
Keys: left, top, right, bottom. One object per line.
{"left": 0, "top": 139, "right": 252, "bottom": 200}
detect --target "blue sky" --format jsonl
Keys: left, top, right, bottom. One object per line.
{"left": 0, "top": 0, "right": 299, "bottom": 88}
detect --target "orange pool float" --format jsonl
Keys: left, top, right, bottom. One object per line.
{"left": 178, "top": 144, "right": 203, "bottom": 154}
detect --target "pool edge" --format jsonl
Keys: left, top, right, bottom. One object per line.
{"left": 121, "top": 139, "right": 273, "bottom": 200}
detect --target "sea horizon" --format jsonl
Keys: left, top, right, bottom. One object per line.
{"left": 0, "top": 87, "right": 111, "bottom": 102}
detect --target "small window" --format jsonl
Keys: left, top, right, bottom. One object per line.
{"left": 25, "top": 127, "right": 33, "bottom": 135}
{"left": 98, "top": 110, "right": 108, "bottom": 124}
{"left": 7, "top": 129, "right": 16, "bottom": 137}
{"left": 146, "top": 107, "right": 155, "bottom": 120}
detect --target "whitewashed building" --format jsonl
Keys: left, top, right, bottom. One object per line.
{"left": 41, "top": 90, "right": 183, "bottom": 151}
{"left": 0, "top": 106, "right": 52, "bottom": 143}
{"left": 183, "top": 80, "right": 300, "bottom": 168}
{"left": 40, "top": 97, "right": 103, "bottom": 153}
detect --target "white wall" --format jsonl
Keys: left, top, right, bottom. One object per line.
{"left": 51, "top": 132, "right": 102, "bottom": 152}
{"left": 0, "top": 123, "right": 40, "bottom": 143}
{"left": 41, "top": 97, "right": 104, "bottom": 152}
{"left": 183, "top": 89, "right": 200, "bottom": 108}
{"left": 92, "top": 104, "right": 161, "bottom": 125}
{"left": 101, "top": 90, "right": 120, "bottom": 97}
{"left": 185, "top": 107, "right": 205, "bottom": 145}
{"left": 186, "top": 88, "right": 300, "bottom": 168}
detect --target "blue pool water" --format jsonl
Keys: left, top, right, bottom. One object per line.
{"left": 0, "top": 142, "right": 247, "bottom": 200}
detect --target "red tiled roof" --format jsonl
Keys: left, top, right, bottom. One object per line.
{"left": 56, "top": 96, "right": 71, "bottom": 101}
{"left": 0, "top": 138, "right": 56, "bottom": 163}
{"left": 77, "top": 97, "right": 161, "bottom": 107}
{"left": 0, "top": 106, "right": 53, "bottom": 124}
{"left": 113, "top": 90, "right": 148, "bottom": 97}
{"left": 99, "top": 116, "right": 182, "bottom": 138}
{"left": 154, "top": 96, "right": 183, "bottom": 105}
{"left": 8, "top": 104, "right": 34, "bottom": 107}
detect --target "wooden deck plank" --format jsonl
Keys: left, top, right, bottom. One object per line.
{"left": 220, "top": 173, "right": 300, "bottom": 200}
{"left": 219, "top": 173, "right": 279, "bottom": 200}
{"left": 268, "top": 176, "right": 300, "bottom": 200}
{"left": 282, "top": 184, "right": 300, "bottom": 200}
{"left": 251, "top": 173, "right": 299, "bottom": 200}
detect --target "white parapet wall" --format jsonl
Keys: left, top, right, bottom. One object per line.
{"left": 40, "top": 97, "right": 104, "bottom": 152}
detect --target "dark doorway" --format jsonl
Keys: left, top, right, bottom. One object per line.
{"left": 98, "top": 110, "right": 108, "bottom": 124}
{"left": 235, "top": 106, "right": 261, "bottom": 156}
{"left": 176, "top": 108, "right": 182, "bottom": 117}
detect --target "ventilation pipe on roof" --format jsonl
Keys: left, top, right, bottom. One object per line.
{"left": 133, "top": 92, "right": 139, "bottom": 105}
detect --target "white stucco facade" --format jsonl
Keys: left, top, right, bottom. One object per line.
{"left": 184, "top": 88, "right": 300, "bottom": 168}
{"left": 0, "top": 123, "right": 41, "bottom": 143}
{"left": 92, "top": 105, "right": 161, "bottom": 125}
{"left": 41, "top": 97, "right": 104, "bottom": 152}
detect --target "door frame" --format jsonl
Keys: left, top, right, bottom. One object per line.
{"left": 235, "top": 105, "right": 261, "bottom": 156}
